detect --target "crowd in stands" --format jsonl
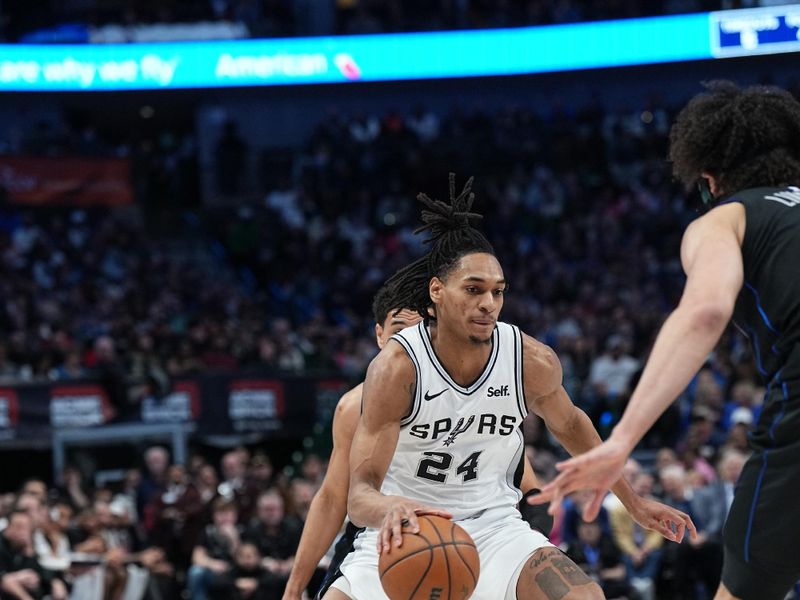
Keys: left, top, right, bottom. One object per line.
{"left": 0, "top": 439, "right": 787, "bottom": 599}
{"left": 2, "top": 86, "right": 788, "bottom": 435}
{"left": 1, "top": 0, "right": 794, "bottom": 42}
{"left": 0, "top": 447, "right": 322, "bottom": 599}
{"left": 546, "top": 449, "right": 749, "bottom": 600}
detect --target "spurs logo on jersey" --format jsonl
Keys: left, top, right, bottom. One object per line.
{"left": 385, "top": 321, "right": 528, "bottom": 520}
{"left": 441, "top": 415, "right": 475, "bottom": 447}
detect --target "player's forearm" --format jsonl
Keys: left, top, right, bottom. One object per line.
{"left": 347, "top": 479, "right": 396, "bottom": 528}
{"left": 520, "top": 456, "right": 541, "bottom": 494}
{"left": 547, "top": 404, "right": 606, "bottom": 460}
{"left": 611, "top": 303, "right": 729, "bottom": 451}
{"left": 284, "top": 487, "right": 348, "bottom": 594}
{"left": 549, "top": 406, "right": 637, "bottom": 508}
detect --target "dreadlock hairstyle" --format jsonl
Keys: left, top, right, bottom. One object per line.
{"left": 383, "top": 174, "right": 495, "bottom": 321}
{"left": 669, "top": 80, "right": 800, "bottom": 196}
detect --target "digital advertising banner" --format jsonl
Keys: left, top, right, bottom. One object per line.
{"left": 1, "top": 5, "right": 798, "bottom": 92}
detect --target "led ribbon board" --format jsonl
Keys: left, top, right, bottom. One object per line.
{"left": 0, "top": 5, "right": 798, "bottom": 91}
{"left": 710, "top": 4, "right": 800, "bottom": 57}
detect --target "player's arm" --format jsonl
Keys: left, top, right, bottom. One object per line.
{"left": 534, "top": 205, "right": 744, "bottom": 528}
{"left": 282, "top": 385, "right": 362, "bottom": 600}
{"left": 521, "top": 339, "right": 636, "bottom": 507}
{"left": 523, "top": 335, "right": 695, "bottom": 541}
{"left": 607, "top": 204, "right": 744, "bottom": 452}
{"left": 520, "top": 452, "right": 539, "bottom": 494}
{"left": 347, "top": 343, "right": 452, "bottom": 554}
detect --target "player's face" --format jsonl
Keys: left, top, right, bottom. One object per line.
{"left": 375, "top": 308, "right": 423, "bottom": 349}
{"left": 432, "top": 252, "right": 505, "bottom": 344}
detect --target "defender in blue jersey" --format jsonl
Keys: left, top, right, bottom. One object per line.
{"left": 540, "top": 82, "right": 800, "bottom": 600}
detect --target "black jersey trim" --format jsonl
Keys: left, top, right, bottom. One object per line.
{"left": 512, "top": 425, "right": 525, "bottom": 490}
{"left": 504, "top": 427, "right": 525, "bottom": 503}
{"left": 389, "top": 335, "right": 423, "bottom": 427}
{"left": 418, "top": 322, "right": 499, "bottom": 395}
{"left": 512, "top": 325, "right": 528, "bottom": 420}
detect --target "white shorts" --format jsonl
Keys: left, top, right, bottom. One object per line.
{"left": 332, "top": 506, "right": 553, "bottom": 600}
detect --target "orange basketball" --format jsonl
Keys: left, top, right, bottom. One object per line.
{"left": 378, "top": 514, "right": 480, "bottom": 600}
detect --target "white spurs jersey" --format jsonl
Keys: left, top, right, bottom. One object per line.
{"left": 384, "top": 321, "right": 528, "bottom": 520}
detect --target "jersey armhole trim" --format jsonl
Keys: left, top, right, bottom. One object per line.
{"left": 512, "top": 325, "right": 528, "bottom": 420}
{"left": 505, "top": 427, "right": 525, "bottom": 503}
{"left": 388, "top": 335, "right": 422, "bottom": 427}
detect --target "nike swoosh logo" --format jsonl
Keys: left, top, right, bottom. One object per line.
{"left": 424, "top": 389, "right": 447, "bottom": 401}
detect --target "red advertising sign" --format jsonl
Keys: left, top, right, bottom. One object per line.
{"left": 141, "top": 381, "right": 200, "bottom": 423}
{"left": 0, "top": 155, "right": 133, "bottom": 206}
{"left": 228, "top": 380, "right": 285, "bottom": 432}
{"left": 50, "top": 385, "right": 113, "bottom": 428}
{"left": 0, "top": 388, "right": 19, "bottom": 429}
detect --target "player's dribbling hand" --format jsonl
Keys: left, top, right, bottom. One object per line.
{"left": 378, "top": 497, "right": 452, "bottom": 555}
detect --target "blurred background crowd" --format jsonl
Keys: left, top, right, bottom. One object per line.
{"left": 0, "top": 440, "right": 760, "bottom": 599}
{"left": 0, "top": 0, "right": 789, "bottom": 41}
{"left": 1, "top": 0, "right": 799, "bottom": 598}
{"left": 0, "top": 98, "right": 775, "bottom": 430}
{"left": 0, "top": 97, "right": 779, "bottom": 600}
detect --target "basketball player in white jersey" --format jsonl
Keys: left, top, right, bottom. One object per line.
{"left": 283, "top": 282, "right": 547, "bottom": 600}
{"left": 338, "top": 176, "right": 696, "bottom": 600}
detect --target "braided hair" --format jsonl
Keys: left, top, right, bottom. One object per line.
{"left": 669, "top": 80, "right": 800, "bottom": 195}
{"left": 383, "top": 174, "right": 495, "bottom": 321}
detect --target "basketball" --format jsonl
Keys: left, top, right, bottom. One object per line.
{"left": 378, "top": 515, "right": 480, "bottom": 600}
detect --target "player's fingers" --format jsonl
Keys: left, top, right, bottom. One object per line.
{"left": 379, "top": 522, "right": 392, "bottom": 554}
{"left": 385, "top": 519, "right": 397, "bottom": 553}
{"left": 415, "top": 507, "right": 453, "bottom": 521}
{"left": 658, "top": 513, "right": 683, "bottom": 542}
{"left": 547, "top": 489, "right": 563, "bottom": 517}
{"left": 537, "top": 477, "right": 562, "bottom": 498}
{"left": 384, "top": 509, "right": 405, "bottom": 552}
{"left": 526, "top": 490, "right": 551, "bottom": 505}
{"left": 392, "top": 512, "right": 407, "bottom": 547}
{"left": 544, "top": 471, "right": 580, "bottom": 499}
{"left": 652, "top": 517, "right": 676, "bottom": 542}
{"left": 554, "top": 454, "right": 588, "bottom": 472}
{"left": 583, "top": 490, "right": 604, "bottom": 522}
{"left": 673, "top": 519, "right": 685, "bottom": 543}
{"left": 684, "top": 513, "right": 699, "bottom": 540}
{"left": 404, "top": 509, "right": 421, "bottom": 533}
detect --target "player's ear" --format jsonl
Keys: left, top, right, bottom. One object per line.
{"left": 375, "top": 323, "right": 384, "bottom": 349}
{"left": 701, "top": 171, "right": 720, "bottom": 196}
{"left": 429, "top": 277, "right": 444, "bottom": 305}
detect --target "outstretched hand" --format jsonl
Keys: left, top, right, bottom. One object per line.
{"left": 529, "top": 437, "right": 630, "bottom": 518}
{"left": 529, "top": 437, "right": 698, "bottom": 543}
{"left": 627, "top": 495, "right": 698, "bottom": 543}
